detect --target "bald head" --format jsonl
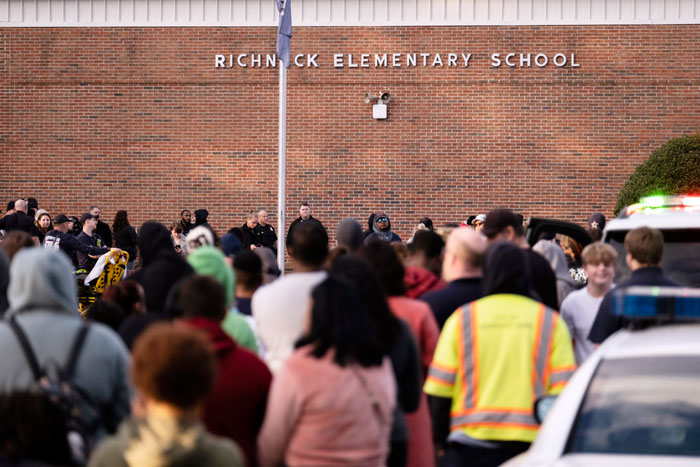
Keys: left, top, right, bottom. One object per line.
{"left": 14, "top": 200, "right": 27, "bottom": 213}
{"left": 257, "top": 210, "right": 269, "bottom": 226}
{"left": 442, "top": 227, "right": 487, "bottom": 282}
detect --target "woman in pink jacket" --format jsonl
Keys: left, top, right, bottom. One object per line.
{"left": 258, "top": 277, "right": 396, "bottom": 467}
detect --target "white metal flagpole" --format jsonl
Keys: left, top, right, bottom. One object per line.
{"left": 277, "top": 64, "right": 287, "bottom": 275}
{"left": 276, "top": 0, "right": 291, "bottom": 275}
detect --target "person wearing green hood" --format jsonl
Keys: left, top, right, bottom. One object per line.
{"left": 186, "top": 246, "right": 258, "bottom": 353}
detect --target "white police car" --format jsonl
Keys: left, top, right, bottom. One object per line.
{"left": 503, "top": 286, "right": 700, "bottom": 467}
{"left": 603, "top": 195, "right": 700, "bottom": 287}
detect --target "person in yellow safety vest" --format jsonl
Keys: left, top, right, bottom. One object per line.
{"left": 424, "top": 241, "right": 576, "bottom": 467}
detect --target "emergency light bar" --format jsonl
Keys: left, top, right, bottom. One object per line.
{"left": 612, "top": 286, "right": 700, "bottom": 322}
{"left": 624, "top": 195, "right": 700, "bottom": 217}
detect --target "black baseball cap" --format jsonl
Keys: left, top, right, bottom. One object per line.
{"left": 53, "top": 214, "right": 70, "bottom": 225}
{"left": 80, "top": 212, "right": 97, "bottom": 224}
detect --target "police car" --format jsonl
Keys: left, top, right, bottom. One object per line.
{"left": 503, "top": 286, "right": 700, "bottom": 467}
{"left": 603, "top": 195, "right": 700, "bottom": 287}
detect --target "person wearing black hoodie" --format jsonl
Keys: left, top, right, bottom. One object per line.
{"left": 129, "top": 222, "right": 194, "bottom": 314}
{"left": 425, "top": 242, "right": 575, "bottom": 467}
{"left": 194, "top": 209, "right": 211, "bottom": 229}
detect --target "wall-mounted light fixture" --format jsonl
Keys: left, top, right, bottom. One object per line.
{"left": 364, "top": 92, "right": 391, "bottom": 119}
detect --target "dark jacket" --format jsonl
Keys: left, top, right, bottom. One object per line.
{"left": 129, "top": 222, "right": 194, "bottom": 314}
{"left": 588, "top": 266, "right": 681, "bottom": 343}
{"left": 421, "top": 277, "right": 483, "bottom": 329}
{"left": 524, "top": 249, "right": 559, "bottom": 311}
{"left": 257, "top": 223, "right": 277, "bottom": 251}
{"left": 76, "top": 231, "right": 108, "bottom": 270}
{"left": 44, "top": 229, "right": 109, "bottom": 267}
{"left": 0, "top": 211, "right": 39, "bottom": 237}
{"left": 113, "top": 225, "right": 139, "bottom": 263}
{"left": 0, "top": 248, "right": 9, "bottom": 317}
{"left": 388, "top": 320, "right": 422, "bottom": 442}
{"left": 286, "top": 216, "right": 325, "bottom": 248}
{"left": 240, "top": 224, "right": 263, "bottom": 250}
{"left": 95, "top": 220, "right": 113, "bottom": 248}
{"left": 179, "top": 219, "right": 194, "bottom": 236}
{"left": 184, "top": 317, "right": 272, "bottom": 467}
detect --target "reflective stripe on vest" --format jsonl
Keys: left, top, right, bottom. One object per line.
{"left": 427, "top": 365, "right": 457, "bottom": 385}
{"left": 458, "top": 303, "right": 477, "bottom": 409}
{"left": 532, "top": 304, "right": 554, "bottom": 399}
{"left": 550, "top": 367, "right": 575, "bottom": 384}
{"left": 450, "top": 411, "right": 538, "bottom": 429}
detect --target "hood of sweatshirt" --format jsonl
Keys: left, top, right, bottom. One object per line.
{"left": 186, "top": 247, "right": 236, "bottom": 308}
{"left": 6, "top": 247, "right": 78, "bottom": 317}
{"left": 194, "top": 209, "right": 209, "bottom": 226}
{"left": 138, "top": 222, "right": 178, "bottom": 267}
{"left": 482, "top": 241, "right": 533, "bottom": 297}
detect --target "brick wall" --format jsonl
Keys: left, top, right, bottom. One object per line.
{"left": 2, "top": 25, "right": 700, "bottom": 244}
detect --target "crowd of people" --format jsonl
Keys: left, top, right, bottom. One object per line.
{"left": 0, "top": 197, "right": 682, "bottom": 467}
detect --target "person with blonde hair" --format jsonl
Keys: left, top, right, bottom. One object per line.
{"left": 560, "top": 242, "right": 617, "bottom": 364}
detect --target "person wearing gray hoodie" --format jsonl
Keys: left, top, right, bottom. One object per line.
{"left": 0, "top": 248, "right": 131, "bottom": 439}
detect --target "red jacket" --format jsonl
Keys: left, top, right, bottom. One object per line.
{"left": 184, "top": 316, "right": 272, "bottom": 467}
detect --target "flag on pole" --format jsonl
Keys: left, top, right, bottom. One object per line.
{"left": 276, "top": 0, "right": 292, "bottom": 68}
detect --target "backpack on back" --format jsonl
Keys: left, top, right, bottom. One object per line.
{"left": 9, "top": 318, "right": 99, "bottom": 465}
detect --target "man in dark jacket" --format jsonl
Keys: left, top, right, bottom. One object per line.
{"left": 256, "top": 210, "right": 277, "bottom": 254}
{"left": 0, "top": 200, "right": 40, "bottom": 244}
{"left": 422, "top": 227, "right": 486, "bottom": 329}
{"left": 130, "top": 222, "right": 194, "bottom": 314}
{"left": 286, "top": 202, "right": 325, "bottom": 248}
{"left": 179, "top": 209, "right": 194, "bottom": 236}
{"left": 76, "top": 212, "right": 111, "bottom": 271}
{"left": 364, "top": 213, "right": 402, "bottom": 244}
{"left": 240, "top": 212, "right": 263, "bottom": 250}
{"left": 589, "top": 226, "right": 681, "bottom": 344}
{"left": 90, "top": 205, "right": 113, "bottom": 247}
{"left": 482, "top": 209, "right": 559, "bottom": 311}
{"left": 44, "top": 214, "right": 110, "bottom": 267}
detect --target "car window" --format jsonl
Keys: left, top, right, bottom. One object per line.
{"left": 606, "top": 229, "right": 700, "bottom": 287}
{"left": 567, "top": 356, "right": 700, "bottom": 456}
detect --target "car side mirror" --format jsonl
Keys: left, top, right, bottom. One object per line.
{"left": 534, "top": 395, "right": 558, "bottom": 424}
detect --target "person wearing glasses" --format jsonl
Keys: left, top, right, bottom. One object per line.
{"left": 364, "top": 213, "right": 402, "bottom": 244}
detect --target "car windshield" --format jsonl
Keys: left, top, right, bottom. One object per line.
{"left": 606, "top": 229, "right": 700, "bottom": 287}
{"left": 567, "top": 356, "right": 700, "bottom": 456}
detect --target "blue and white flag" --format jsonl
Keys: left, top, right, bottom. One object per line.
{"left": 276, "top": 0, "right": 292, "bottom": 68}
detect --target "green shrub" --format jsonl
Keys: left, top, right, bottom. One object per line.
{"left": 614, "top": 135, "right": 700, "bottom": 215}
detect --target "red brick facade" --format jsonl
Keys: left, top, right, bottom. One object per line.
{"left": 2, "top": 25, "right": 699, "bottom": 241}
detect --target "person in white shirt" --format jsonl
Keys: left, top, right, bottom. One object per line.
{"left": 560, "top": 242, "right": 617, "bottom": 365}
{"left": 252, "top": 222, "right": 328, "bottom": 373}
